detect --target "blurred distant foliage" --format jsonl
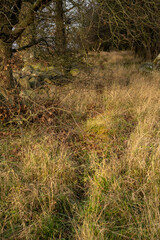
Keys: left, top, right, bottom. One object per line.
{"left": 81, "top": 0, "right": 160, "bottom": 59}
{"left": 0, "top": 0, "right": 160, "bottom": 90}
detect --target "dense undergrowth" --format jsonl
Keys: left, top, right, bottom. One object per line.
{"left": 1, "top": 51, "right": 160, "bottom": 239}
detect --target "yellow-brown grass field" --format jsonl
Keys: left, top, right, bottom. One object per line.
{"left": 1, "top": 51, "right": 160, "bottom": 239}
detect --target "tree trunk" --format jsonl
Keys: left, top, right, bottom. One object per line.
{"left": 0, "top": 40, "right": 14, "bottom": 89}
{"left": 0, "top": 0, "right": 49, "bottom": 91}
{"left": 55, "top": 0, "right": 66, "bottom": 55}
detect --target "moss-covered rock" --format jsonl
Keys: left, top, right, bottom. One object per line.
{"left": 29, "top": 77, "right": 40, "bottom": 88}
{"left": 19, "top": 76, "right": 30, "bottom": 89}
{"left": 44, "top": 78, "right": 52, "bottom": 84}
{"left": 22, "top": 65, "right": 33, "bottom": 75}
{"left": 70, "top": 68, "right": 79, "bottom": 77}
{"left": 31, "top": 63, "right": 44, "bottom": 71}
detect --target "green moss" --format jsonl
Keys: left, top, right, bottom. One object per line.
{"left": 70, "top": 68, "right": 79, "bottom": 77}
{"left": 86, "top": 115, "right": 109, "bottom": 138}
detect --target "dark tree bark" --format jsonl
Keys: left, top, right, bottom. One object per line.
{"left": 55, "top": 0, "right": 66, "bottom": 54}
{"left": 0, "top": 40, "right": 13, "bottom": 89}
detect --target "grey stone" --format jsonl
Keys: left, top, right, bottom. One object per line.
{"left": 19, "top": 65, "right": 67, "bottom": 91}
{"left": 139, "top": 62, "right": 154, "bottom": 73}
{"left": 48, "top": 85, "right": 56, "bottom": 98}
{"left": 44, "top": 78, "right": 52, "bottom": 84}
{"left": 29, "top": 77, "right": 40, "bottom": 88}
{"left": 19, "top": 89, "right": 36, "bottom": 99}
{"left": 37, "top": 88, "right": 49, "bottom": 99}
{"left": 13, "top": 71, "right": 21, "bottom": 80}
{"left": 19, "top": 76, "right": 30, "bottom": 89}
{"left": 31, "top": 71, "right": 44, "bottom": 77}
{"left": 0, "top": 87, "right": 13, "bottom": 102}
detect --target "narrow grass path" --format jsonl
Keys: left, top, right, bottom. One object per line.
{"left": 1, "top": 51, "right": 160, "bottom": 239}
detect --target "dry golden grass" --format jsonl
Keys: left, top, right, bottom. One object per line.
{"left": 1, "top": 51, "right": 160, "bottom": 239}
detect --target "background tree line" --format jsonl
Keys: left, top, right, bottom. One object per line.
{"left": 0, "top": 0, "right": 160, "bottom": 90}
{"left": 83, "top": 0, "right": 160, "bottom": 59}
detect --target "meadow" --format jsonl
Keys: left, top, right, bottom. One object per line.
{"left": 1, "top": 51, "right": 160, "bottom": 239}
